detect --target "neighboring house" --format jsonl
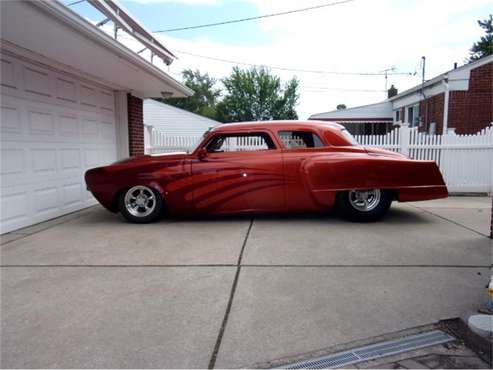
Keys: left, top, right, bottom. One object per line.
{"left": 309, "top": 100, "right": 393, "bottom": 135}
{"left": 390, "top": 54, "right": 492, "bottom": 135}
{"left": 144, "top": 99, "right": 219, "bottom": 137}
{"left": 310, "top": 55, "right": 493, "bottom": 135}
{"left": 0, "top": 0, "right": 191, "bottom": 233}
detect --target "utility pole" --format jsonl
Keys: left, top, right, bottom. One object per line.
{"left": 421, "top": 56, "right": 428, "bottom": 131}
{"left": 421, "top": 56, "right": 426, "bottom": 91}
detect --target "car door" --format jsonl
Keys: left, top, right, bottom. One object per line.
{"left": 191, "top": 131, "right": 285, "bottom": 214}
{"left": 278, "top": 130, "right": 328, "bottom": 211}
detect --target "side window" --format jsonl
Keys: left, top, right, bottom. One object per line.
{"left": 278, "top": 131, "right": 325, "bottom": 149}
{"left": 206, "top": 132, "right": 276, "bottom": 153}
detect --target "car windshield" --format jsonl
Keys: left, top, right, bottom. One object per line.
{"left": 340, "top": 129, "right": 359, "bottom": 145}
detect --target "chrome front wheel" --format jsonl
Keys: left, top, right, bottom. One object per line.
{"left": 119, "top": 185, "right": 164, "bottom": 223}
{"left": 124, "top": 185, "right": 156, "bottom": 217}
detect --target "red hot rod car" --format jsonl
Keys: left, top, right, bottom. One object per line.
{"left": 85, "top": 121, "right": 448, "bottom": 223}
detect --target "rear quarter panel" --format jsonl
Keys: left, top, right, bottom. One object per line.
{"left": 303, "top": 151, "right": 447, "bottom": 204}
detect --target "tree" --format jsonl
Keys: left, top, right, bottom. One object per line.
{"left": 469, "top": 14, "right": 493, "bottom": 62}
{"left": 336, "top": 104, "right": 347, "bottom": 110}
{"left": 216, "top": 66, "right": 299, "bottom": 123}
{"left": 161, "top": 69, "right": 221, "bottom": 119}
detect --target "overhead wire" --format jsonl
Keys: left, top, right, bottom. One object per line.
{"left": 153, "top": 0, "right": 356, "bottom": 33}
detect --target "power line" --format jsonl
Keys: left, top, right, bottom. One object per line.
{"left": 174, "top": 49, "right": 416, "bottom": 76}
{"left": 67, "top": 0, "right": 85, "bottom": 6}
{"left": 153, "top": 0, "right": 355, "bottom": 33}
{"left": 300, "top": 86, "right": 386, "bottom": 92}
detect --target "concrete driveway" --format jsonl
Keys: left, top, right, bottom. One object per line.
{"left": 1, "top": 197, "right": 491, "bottom": 368}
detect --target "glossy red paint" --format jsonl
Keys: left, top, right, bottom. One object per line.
{"left": 85, "top": 121, "right": 448, "bottom": 216}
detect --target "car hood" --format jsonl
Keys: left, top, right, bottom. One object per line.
{"left": 111, "top": 152, "right": 189, "bottom": 165}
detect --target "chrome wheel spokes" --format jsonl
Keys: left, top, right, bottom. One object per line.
{"left": 348, "top": 189, "right": 381, "bottom": 212}
{"left": 124, "top": 185, "right": 156, "bottom": 217}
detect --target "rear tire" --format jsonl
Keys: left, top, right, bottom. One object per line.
{"left": 336, "top": 189, "right": 392, "bottom": 222}
{"left": 119, "top": 185, "right": 164, "bottom": 223}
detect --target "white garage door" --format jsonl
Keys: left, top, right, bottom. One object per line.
{"left": 1, "top": 53, "right": 117, "bottom": 234}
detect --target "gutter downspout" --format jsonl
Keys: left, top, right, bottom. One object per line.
{"left": 442, "top": 77, "right": 450, "bottom": 135}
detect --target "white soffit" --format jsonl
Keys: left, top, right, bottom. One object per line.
{"left": 0, "top": 0, "right": 192, "bottom": 98}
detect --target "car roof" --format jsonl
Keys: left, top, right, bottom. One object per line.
{"left": 211, "top": 120, "right": 344, "bottom": 133}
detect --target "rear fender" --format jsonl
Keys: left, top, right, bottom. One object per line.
{"left": 303, "top": 154, "right": 447, "bottom": 201}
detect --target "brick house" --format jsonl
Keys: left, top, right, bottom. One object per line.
{"left": 0, "top": 0, "right": 191, "bottom": 233}
{"left": 310, "top": 55, "right": 493, "bottom": 135}
{"left": 391, "top": 54, "right": 493, "bottom": 135}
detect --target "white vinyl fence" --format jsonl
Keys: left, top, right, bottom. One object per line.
{"left": 354, "top": 125, "right": 493, "bottom": 193}
{"left": 145, "top": 124, "right": 493, "bottom": 193}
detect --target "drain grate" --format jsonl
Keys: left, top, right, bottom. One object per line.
{"left": 279, "top": 330, "right": 455, "bottom": 369}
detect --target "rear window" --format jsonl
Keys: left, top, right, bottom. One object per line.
{"left": 340, "top": 129, "right": 359, "bottom": 145}
{"left": 278, "top": 131, "right": 325, "bottom": 149}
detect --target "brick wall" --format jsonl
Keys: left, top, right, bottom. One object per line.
{"left": 416, "top": 61, "right": 492, "bottom": 134}
{"left": 419, "top": 93, "right": 444, "bottom": 134}
{"left": 127, "top": 94, "right": 144, "bottom": 156}
{"left": 448, "top": 62, "right": 493, "bottom": 134}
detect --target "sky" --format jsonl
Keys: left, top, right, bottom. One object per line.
{"left": 65, "top": 0, "right": 491, "bottom": 119}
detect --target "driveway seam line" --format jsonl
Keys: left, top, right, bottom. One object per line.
{"left": 410, "top": 205, "right": 489, "bottom": 238}
{"left": 1, "top": 264, "right": 490, "bottom": 268}
{"left": 208, "top": 217, "right": 254, "bottom": 369}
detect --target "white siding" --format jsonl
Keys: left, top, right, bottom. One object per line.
{"left": 144, "top": 99, "right": 219, "bottom": 136}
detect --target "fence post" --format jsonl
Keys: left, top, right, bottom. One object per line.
{"left": 399, "top": 123, "right": 410, "bottom": 156}
{"left": 144, "top": 124, "right": 153, "bottom": 154}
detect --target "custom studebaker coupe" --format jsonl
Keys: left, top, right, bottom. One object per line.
{"left": 85, "top": 121, "right": 448, "bottom": 223}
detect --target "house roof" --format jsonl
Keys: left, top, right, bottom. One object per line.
{"left": 309, "top": 101, "right": 393, "bottom": 121}
{"left": 1, "top": 0, "right": 192, "bottom": 98}
{"left": 389, "top": 54, "right": 493, "bottom": 102}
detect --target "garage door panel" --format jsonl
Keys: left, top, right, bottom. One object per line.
{"left": 80, "top": 84, "right": 98, "bottom": 108}
{"left": 60, "top": 148, "right": 81, "bottom": 171}
{"left": 81, "top": 118, "right": 100, "bottom": 140}
{"left": 0, "top": 190, "right": 29, "bottom": 228}
{"left": 27, "top": 108, "right": 56, "bottom": 136}
{"left": 23, "top": 66, "right": 52, "bottom": 98}
{"left": 1, "top": 54, "right": 117, "bottom": 234}
{"left": 33, "top": 186, "right": 59, "bottom": 215}
{"left": 1, "top": 148, "right": 26, "bottom": 176}
{"left": 1, "top": 58, "right": 17, "bottom": 89}
{"left": 31, "top": 148, "right": 57, "bottom": 175}
{"left": 55, "top": 77, "right": 77, "bottom": 103}
{"left": 62, "top": 183, "right": 84, "bottom": 209}
{"left": 58, "top": 114, "right": 79, "bottom": 138}
{"left": 1, "top": 103, "right": 22, "bottom": 135}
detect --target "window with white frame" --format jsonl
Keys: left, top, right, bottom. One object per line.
{"left": 394, "top": 110, "right": 400, "bottom": 122}
{"left": 407, "top": 104, "right": 420, "bottom": 127}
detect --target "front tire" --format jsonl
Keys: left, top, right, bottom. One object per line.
{"left": 119, "top": 185, "right": 164, "bottom": 223}
{"left": 336, "top": 189, "right": 392, "bottom": 222}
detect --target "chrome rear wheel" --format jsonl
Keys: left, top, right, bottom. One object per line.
{"left": 348, "top": 189, "right": 381, "bottom": 212}
{"left": 337, "top": 189, "right": 392, "bottom": 222}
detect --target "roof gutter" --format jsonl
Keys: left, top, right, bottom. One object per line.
{"left": 30, "top": 0, "right": 192, "bottom": 97}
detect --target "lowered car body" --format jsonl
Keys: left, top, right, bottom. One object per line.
{"left": 85, "top": 121, "right": 448, "bottom": 222}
